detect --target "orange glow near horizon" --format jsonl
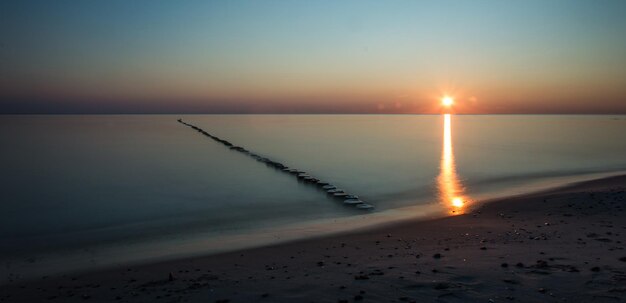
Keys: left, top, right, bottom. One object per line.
{"left": 437, "top": 113, "right": 470, "bottom": 214}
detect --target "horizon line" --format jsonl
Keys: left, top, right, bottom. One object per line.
{"left": 2, "top": 112, "right": 626, "bottom": 116}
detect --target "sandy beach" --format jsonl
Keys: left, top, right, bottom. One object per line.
{"left": 1, "top": 175, "right": 624, "bottom": 303}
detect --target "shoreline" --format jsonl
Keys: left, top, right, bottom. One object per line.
{"left": 2, "top": 170, "right": 623, "bottom": 285}
{"left": 2, "top": 174, "right": 625, "bottom": 302}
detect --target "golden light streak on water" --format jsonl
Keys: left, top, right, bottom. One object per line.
{"left": 437, "top": 114, "right": 470, "bottom": 214}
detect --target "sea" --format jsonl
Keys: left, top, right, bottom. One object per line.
{"left": 1, "top": 114, "right": 625, "bottom": 282}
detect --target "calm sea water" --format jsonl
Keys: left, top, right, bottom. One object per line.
{"left": 1, "top": 114, "right": 625, "bottom": 280}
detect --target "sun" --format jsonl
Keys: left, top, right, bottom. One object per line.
{"left": 442, "top": 96, "right": 454, "bottom": 107}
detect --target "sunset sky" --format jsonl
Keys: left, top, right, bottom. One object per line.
{"left": 1, "top": 0, "right": 626, "bottom": 114}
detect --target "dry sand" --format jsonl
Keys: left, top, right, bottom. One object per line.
{"left": 1, "top": 175, "right": 625, "bottom": 302}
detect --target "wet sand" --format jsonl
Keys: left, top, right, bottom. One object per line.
{"left": 1, "top": 175, "right": 625, "bottom": 302}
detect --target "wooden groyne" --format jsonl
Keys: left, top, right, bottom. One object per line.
{"left": 177, "top": 119, "right": 374, "bottom": 210}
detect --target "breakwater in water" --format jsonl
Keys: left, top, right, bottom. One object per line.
{"left": 177, "top": 119, "right": 374, "bottom": 210}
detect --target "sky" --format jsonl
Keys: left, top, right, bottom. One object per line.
{"left": 1, "top": 0, "right": 626, "bottom": 114}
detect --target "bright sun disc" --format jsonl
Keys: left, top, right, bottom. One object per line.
{"left": 442, "top": 96, "right": 454, "bottom": 107}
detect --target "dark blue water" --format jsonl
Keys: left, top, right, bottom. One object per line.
{"left": 1, "top": 115, "right": 625, "bottom": 281}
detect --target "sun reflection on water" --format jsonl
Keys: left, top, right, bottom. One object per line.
{"left": 437, "top": 114, "right": 470, "bottom": 214}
